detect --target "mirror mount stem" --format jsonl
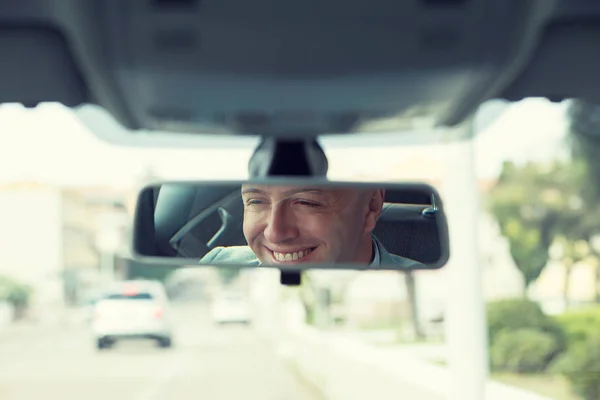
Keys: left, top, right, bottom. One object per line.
{"left": 249, "top": 137, "right": 329, "bottom": 286}
{"left": 248, "top": 137, "right": 328, "bottom": 177}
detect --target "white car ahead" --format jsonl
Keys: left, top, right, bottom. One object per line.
{"left": 91, "top": 280, "right": 173, "bottom": 350}
{"left": 210, "top": 291, "right": 253, "bottom": 325}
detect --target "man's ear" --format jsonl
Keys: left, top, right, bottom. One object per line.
{"left": 364, "top": 189, "right": 385, "bottom": 233}
{"left": 373, "top": 188, "right": 385, "bottom": 218}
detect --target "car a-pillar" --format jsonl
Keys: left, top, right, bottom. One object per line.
{"left": 248, "top": 137, "right": 329, "bottom": 286}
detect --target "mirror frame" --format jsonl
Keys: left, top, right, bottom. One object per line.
{"left": 130, "top": 178, "right": 450, "bottom": 271}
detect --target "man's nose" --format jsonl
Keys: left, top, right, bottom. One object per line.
{"left": 264, "top": 204, "right": 299, "bottom": 243}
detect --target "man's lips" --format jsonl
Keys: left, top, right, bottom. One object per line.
{"left": 264, "top": 246, "right": 317, "bottom": 263}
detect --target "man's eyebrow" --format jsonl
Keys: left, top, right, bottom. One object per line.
{"left": 241, "top": 187, "right": 327, "bottom": 197}
{"left": 241, "top": 188, "right": 265, "bottom": 196}
{"left": 281, "top": 187, "right": 327, "bottom": 197}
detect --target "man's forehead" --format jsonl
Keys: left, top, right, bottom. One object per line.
{"left": 241, "top": 185, "right": 350, "bottom": 197}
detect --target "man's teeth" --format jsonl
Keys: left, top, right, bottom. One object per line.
{"left": 273, "top": 248, "right": 313, "bottom": 261}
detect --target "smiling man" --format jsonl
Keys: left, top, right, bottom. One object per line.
{"left": 200, "top": 184, "right": 423, "bottom": 268}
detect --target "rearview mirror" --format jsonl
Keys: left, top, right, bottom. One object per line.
{"left": 132, "top": 179, "right": 449, "bottom": 270}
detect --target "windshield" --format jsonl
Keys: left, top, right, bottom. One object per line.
{"left": 0, "top": 98, "right": 594, "bottom": 400}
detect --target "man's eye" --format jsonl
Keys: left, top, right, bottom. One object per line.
{"left": 296, "top": 200, "right": 320, "bottom": 208}
{"left": 245, "top": 199, "right": 267, "bottom": 206}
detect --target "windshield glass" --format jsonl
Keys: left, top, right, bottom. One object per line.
{"left": 0, "top": 98, "right": 593, "bottom": 400}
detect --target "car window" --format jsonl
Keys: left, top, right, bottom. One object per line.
{"left": 103, "top": 292, "right": 154, "bottom": 300}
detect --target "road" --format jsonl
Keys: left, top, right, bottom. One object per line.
{"left": 0, "top": 301, "right": 322, "bottom": 400}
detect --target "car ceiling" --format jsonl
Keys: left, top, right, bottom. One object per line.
{"left": 0, "top": 0, "right": 598, "bottom": 142}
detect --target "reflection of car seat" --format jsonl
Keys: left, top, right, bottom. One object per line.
{"left": 153, "top": 185, "right": 242, "bottom": 257}
{"left": 374, "top": 203, "right": 441, "bottom": 264}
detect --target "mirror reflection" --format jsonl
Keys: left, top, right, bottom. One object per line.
{"left": 133, "top": 181, "right": 448, "bottom": 270}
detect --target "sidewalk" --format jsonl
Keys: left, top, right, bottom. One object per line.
{"left": 280, "top": 324, "right": 441, "bottom": 400}
{"left": 281, "top": 322, "right": 554, "bottom": 400}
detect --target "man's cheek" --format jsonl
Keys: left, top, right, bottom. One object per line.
{"left": 242, "top": 218, "right": 254, "bottom": 241}
{"left": 303, "top": 215, "right": 332, "bottom": 237}
{"left": 245, "top": 213, "right": 266, "bottom": 238}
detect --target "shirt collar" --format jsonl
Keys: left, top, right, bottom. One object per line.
{"left": 370, "top": 238, "right": 381, "bottom": 267}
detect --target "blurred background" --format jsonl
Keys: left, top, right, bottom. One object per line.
{"left": 0, "top": 98, "right": 598, "bottom": 400}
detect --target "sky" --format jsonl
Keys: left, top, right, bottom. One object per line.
{"left": 0, "top": 98, "right": 569, "bottom": 188}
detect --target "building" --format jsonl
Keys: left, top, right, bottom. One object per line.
{"left": 60, "top": 186, "right": 130, "bottom": 304}
{"left": 0, "top": 182, "right": 64, "bottom": 310}
{"left": 0, "top": 181, "right": 130, "bottom": 312}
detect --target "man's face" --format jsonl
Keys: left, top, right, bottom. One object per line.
{"left": 241, "top": 185, "right": 384, "bottom": 265}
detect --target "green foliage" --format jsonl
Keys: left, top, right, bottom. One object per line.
{"left": 569, "top": 100, "right": 600, "bottom": 195}
{"left": 556, "top": 307, "right": 600, "bottom": 348}
{"left": 0, "top": 276, "right": 32, "bottom": 309}
{"left": 487, "top": 299, "right": 566, "bottom": 351}
{"left": 488, "top": 163, "right": 555, "bottom": 288}
{"left": 479, "top": 101, "right": 600, "bottom": 396}
{"left": 552, "top": 335, "right": 600, "bottom": 400}
{"left": 488, "top": 159, "right": 591, "bottom": 289}
{"left": 504, "top": 219, "right": 551, "bottom": 288}
{"left": 491, "top": 328, "right": 559, "bottom": 373}
{"left": 568, "top": 100, "right": 600, "bottom": 243}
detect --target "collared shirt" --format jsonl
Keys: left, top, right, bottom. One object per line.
{"left": 370, "top": 238, "right": 381, "bottom": 267}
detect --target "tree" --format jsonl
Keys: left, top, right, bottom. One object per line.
{"left": 0, "top": 276, "right": 33, "bottom": 319}
{"left": 568, "top": 101, "right": 600, "bottom": 300}
{"left": 488, "top": 157, "right": 592, "bottom": 291}
{"left": 488, "top": 102, "right": 600, "bottom": 301}
{"left": 501, "top": 219, "right": 549, "bottom": 293}
{"left": 487, "top": 161, "right": 566, "bottom": 292}
{"left": 568, "top": 100, "right": 600, "bottom": 198}
{"left": 552, "top": 236, "right": 591, "bottom": 310}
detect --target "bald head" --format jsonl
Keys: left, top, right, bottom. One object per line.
{"left": 240, "top": 185, "right": 385, "bottom": 265}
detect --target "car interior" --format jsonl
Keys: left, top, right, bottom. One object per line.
{"left": 3, "top": 1, "right": 600, "bottom": 138}
{"left": 3, "top": 1, "right": 600, "bottom": 399}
